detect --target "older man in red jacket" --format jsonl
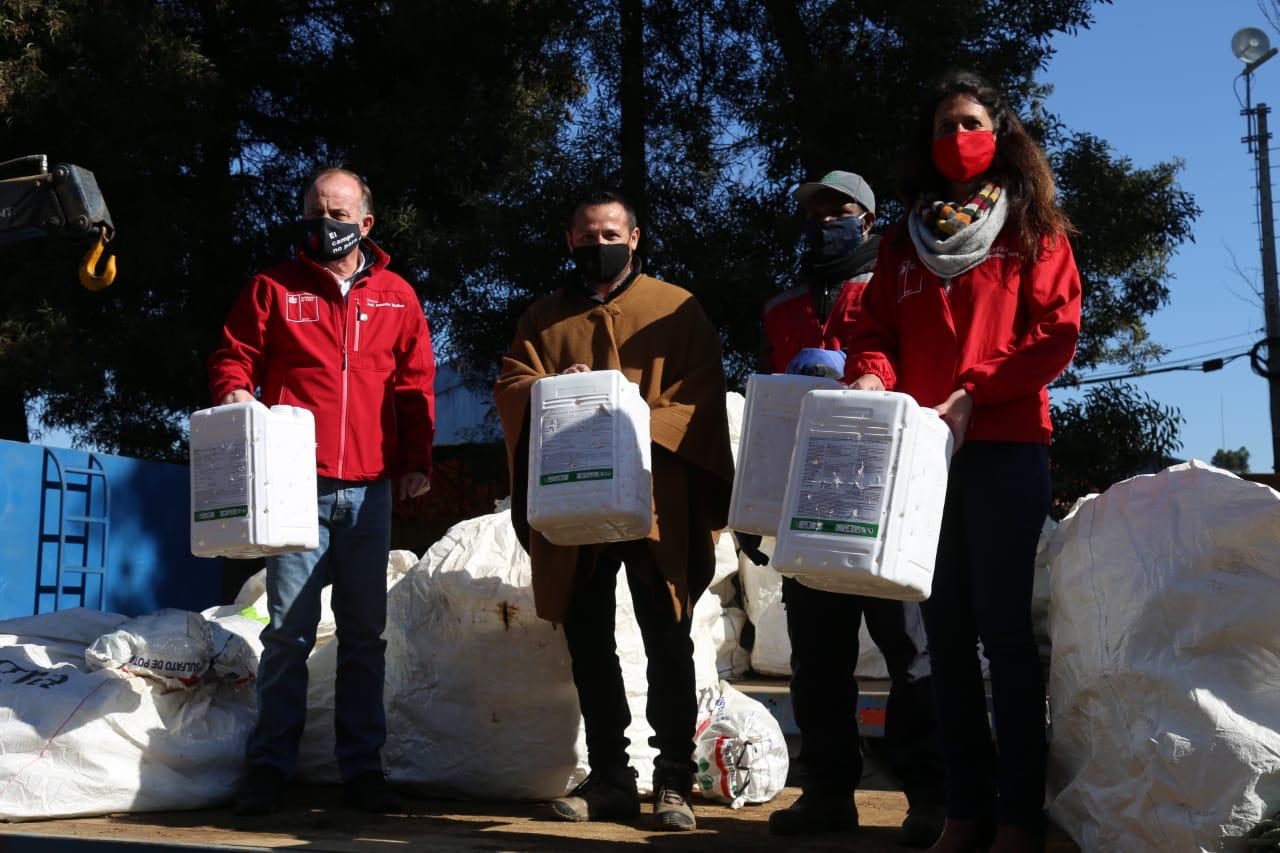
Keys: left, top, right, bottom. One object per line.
{"left": 209, "top": 168, "right": 435, "bottom": 816}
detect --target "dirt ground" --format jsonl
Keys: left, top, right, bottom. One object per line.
{"left": 0, "top": 786, "right": 1081, "bottom": 852}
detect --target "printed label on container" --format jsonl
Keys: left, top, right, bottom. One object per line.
{"left": 539, "top": 468, "right": 614, "bottom": 485}
{"left": 193, "top": 443, "right": 249, "bottom": 520}
{"left": 539, "top": 403, "right": 613, "bottom": 486}
{"left": 194, "top": 505, "right": 249, "bottom": 522}
{"left": 791, "top": 432, "right": 891, "bottom": 535}
{"left": 789, "top": 517, "right": 880, "bottom": 537}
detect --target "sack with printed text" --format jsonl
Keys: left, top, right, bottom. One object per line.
{"left": 693, "top": 682, "right": 789, "bottom": 808}
{"left": 84, "top": 609, "right": 212, "bottom": 689}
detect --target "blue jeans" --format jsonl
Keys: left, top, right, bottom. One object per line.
{"left": 921, "top": 441, "right": 1050, "bottom": 831}
{"left": 246, "top": 477, "right": 392, "bottom": 781}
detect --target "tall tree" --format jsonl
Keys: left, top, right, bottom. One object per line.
{"left": 0, "top": 0, "right": 589, "bottom": 457}
{"left": 1, "top": 0, "right": 1198, "bottom": 518}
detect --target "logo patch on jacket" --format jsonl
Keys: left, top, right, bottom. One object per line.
{"left": 285, "top": 292, "right": 320, "bottom": 323}
{"left": 898, "top": 261, "right": 923, "bottom": 302}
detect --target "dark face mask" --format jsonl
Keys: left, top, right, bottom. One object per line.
{"left": 572, "top": 242, "right": 633, "bottom": 285}
{"left": 801, "top": 215, "right": 865, "bottom": 260}
{"left": 301, "top": 216, "right": 362, "bottom": 262}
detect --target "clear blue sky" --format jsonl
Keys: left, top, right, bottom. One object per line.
{"left": 1044, "top": 0, "right": 1277, "bottom": 472}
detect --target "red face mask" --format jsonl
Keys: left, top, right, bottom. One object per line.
{"left": 931, "top": 131, "right": 996, "bottom": 182}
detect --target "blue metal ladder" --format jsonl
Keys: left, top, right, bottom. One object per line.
{"left": 34, "top": 449, "right": 110, "bottom": 613}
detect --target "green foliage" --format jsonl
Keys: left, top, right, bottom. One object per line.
{"left": 1049, "top": 384, "right": 1183, "bottom": 517}
{"left": 1052, "top": 133, "right": 1200, "bottom": 373}
{"left": 0, "top": 0, "right": 1193, "bottom": 493}
{"left": 1211, "top": 446, "right": 1251, "bottom": 474}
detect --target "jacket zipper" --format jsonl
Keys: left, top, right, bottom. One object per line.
{"left": 337, "top": 291, "right": 351, "bottom": 479}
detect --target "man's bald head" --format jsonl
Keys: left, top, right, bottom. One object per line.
{"left": 304, "top": 168, "right": 374, "bottom": 218}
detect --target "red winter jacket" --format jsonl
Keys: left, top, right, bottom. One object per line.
{"left": 844, "top": 225, "right": 1081, "bottom": 445}
{"left": 208, "top": 241, "right": 436, "bottom": 481}
{"left": 762, "top": 274, "right": 870, "bottom": 373}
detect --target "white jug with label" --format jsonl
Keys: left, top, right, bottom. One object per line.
{"left": 189, "top": 401, "right": 319, "bottom": 558}
{"left": 527, "top": 370, "right": 652, "bottom": 546}
{"left": 728, "top": 373, "right": 843, "bottom": 536}
{"left": 772, "top": 389, "right": 952, "bottom": 600}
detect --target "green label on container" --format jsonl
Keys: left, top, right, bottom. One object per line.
{"left": 789, "top": 517, "right": 879, "bottom": 538}
{"left": 194, "top": 504, "right": 249, "bottom": 522}
{"left": 539, "top": 468, "right": 614, "bottom": 486}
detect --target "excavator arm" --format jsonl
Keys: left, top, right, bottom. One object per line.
{"left": 0, "top": 155, "right": 116, "bottom": 290}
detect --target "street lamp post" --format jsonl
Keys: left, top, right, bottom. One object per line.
{"left": 1234, "top": 27, "right": 1280, "bottom": 472}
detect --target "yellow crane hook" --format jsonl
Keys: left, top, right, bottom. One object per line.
{"left": 78, "top": 230, "right": 117, "bottom": 291}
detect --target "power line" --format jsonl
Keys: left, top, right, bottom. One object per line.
{"left": 1053, "top": 350, "right": 1250, "bottom": 388}
{"left": 1162, "top": 328, "right": 1264, "bottom": 352}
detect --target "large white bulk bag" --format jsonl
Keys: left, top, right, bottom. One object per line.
{"left": 296, "top": 513, "right": 722, "bottom": 798}
{"left": 773, "top": 389, "right": 951, "bottom": 600}
{"left": 0, "top": 609, "right": 257, "bottom": 821}
{"left": 527, "top": 370, "right": 652, "bottom": 546}
{"left": 738, "top": 537, "right": 891, "bottom": 679}
{"left": 729, "top": 374, "right": 843, "bottom": 536}
{"left": 189, "top": 401, "right": 319, "bottom": 558}
{"left": 1047, "top": 461, "right": 1280, "bottom": 851}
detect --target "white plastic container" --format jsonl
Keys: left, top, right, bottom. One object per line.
{"left": 728, "top": 373, "right": 843, "bottom": 536}
{"left": 772, "top": 389, "right": 952, "bottom": 601}
{"left": 189, "top": 401, "right": 319, "bottom": 558}
{"left": 527, "top": 370, "right": 652, "bottom": 546}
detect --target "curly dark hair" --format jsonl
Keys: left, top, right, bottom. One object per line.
{"left": 899, "top": 70, "right": 1072, "bottom": 259}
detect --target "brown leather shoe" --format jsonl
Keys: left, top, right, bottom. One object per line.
{"left": 549, "top": 769, "right": 640, "bottom": 823}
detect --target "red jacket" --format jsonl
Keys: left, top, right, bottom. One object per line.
{"left": 208, "top": 241, "right": 436, "bottom": 481}
{"left": 844, "top": 226, "right": 1081, "bottom": 445}
{"left": 762, "top": 274, "right": 870, "bottom": 373}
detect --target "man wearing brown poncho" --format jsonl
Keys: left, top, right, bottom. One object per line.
{"left": 493, "top": 191, "right": 733, "bottom": 832}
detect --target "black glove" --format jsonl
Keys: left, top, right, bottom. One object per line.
{"left": 733, "top": 530, "right": 770, "bottom": 566}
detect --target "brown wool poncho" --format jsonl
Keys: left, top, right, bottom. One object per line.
{"left": 493, "top": 275, "right": 734, "bottom": 624}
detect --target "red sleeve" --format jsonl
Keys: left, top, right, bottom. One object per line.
{"left": 842, "top": 247, "right": 900, "bottom": 388}
{"left": 208, "top": 276, "right": 271, "bottom": 404}
{"left": 394, "top": 294, "right": 437, "bottom": 477}
{"left": 956, "top": 236, "right": 1082, "bottom": 405}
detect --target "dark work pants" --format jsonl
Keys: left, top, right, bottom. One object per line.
{"left": 561, "top": 548, "right": 696, "bottom": 791}
{"left": 783, "top": 577, "right": 944, "bottom": 807}
{"left": 921, "top": 441, "right": 1050, "bottom": 831}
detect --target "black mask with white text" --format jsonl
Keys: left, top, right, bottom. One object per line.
{"left": 572, "top": 242, "right": 632, "bottom": 284}
{"left": 301, "top": 217, "right": 362, "bottom": 262}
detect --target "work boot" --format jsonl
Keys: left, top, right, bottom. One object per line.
{"left": 233, "top": 764, "right": 286, "bottom": 816}
{"left": 900, "top": 802, "right": 947, "bottom": 848}
{"left": 926, "top": 817, "right": 997, "bottom": 853}
{"left": 654, "top": 785, "right": 696, "bottom": 831}
{"left": 767, "top": 790, "right": 858, "bottom": 836}
{"left": 651, "top": 757, "right": 696, "bottom": 831}
{"left": 342, "top": 770, "right": 405, "bottom": 813}
{"left": 549, "top": 767, "right": 640, "bottom": 822}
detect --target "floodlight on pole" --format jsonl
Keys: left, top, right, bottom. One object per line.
{"left": 1234, "top": 26, "right": 1280, "bottom": 472}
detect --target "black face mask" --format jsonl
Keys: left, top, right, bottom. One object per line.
{"left": 301, "top": 217, "right": 362, "bottom": 262}
{"left": 572, "top": 243, "right": 632, "bottom": 284}
{"left": 801, "top": 215, "right": 865, "bottom": 260}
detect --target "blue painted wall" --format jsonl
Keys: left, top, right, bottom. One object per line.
{"left": 0, "top": 440, "right": 222, "bottom": 619}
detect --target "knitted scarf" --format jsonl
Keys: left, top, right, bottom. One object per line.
{"left": 907, "top": 182, "right": 1008, "bottom": 280}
